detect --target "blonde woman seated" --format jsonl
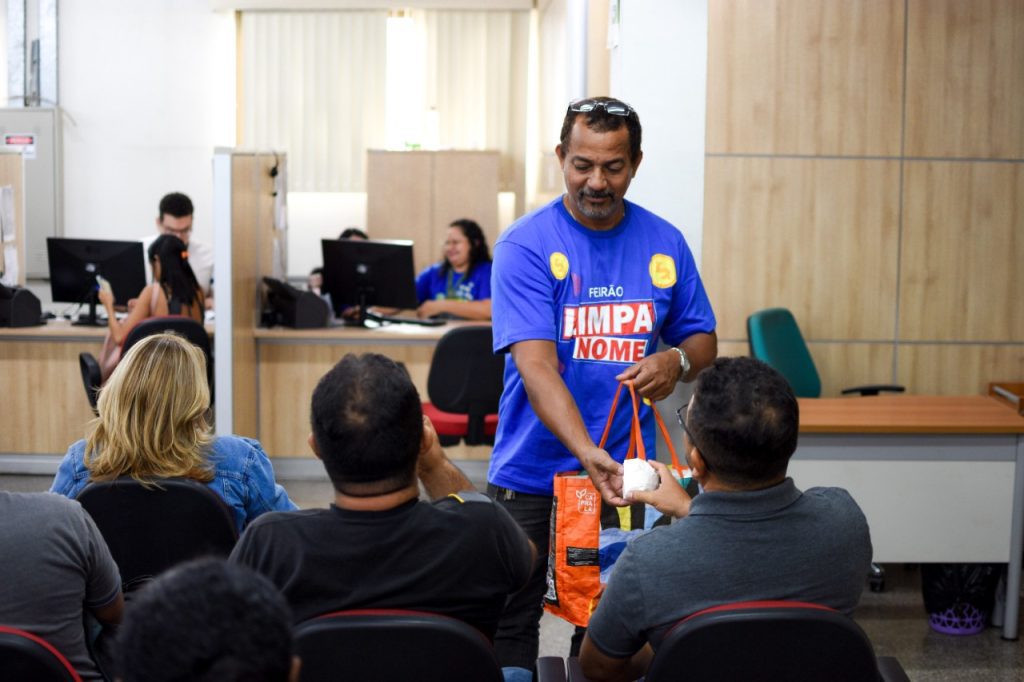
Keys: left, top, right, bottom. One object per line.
{"left": 52, "top": 333, "right": 295, "bottom": 532}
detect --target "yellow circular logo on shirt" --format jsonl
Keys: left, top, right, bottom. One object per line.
{"left": 649, "top": 254, "right": 677, "bottom": 289}
{"left": 550, "top": 252, "right": 570, "bottom": 280}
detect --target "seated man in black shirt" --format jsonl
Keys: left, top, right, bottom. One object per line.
{"left": 230, "top": 353, "right": 534, "bottom": 640}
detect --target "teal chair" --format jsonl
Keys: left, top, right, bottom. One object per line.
{"left": 746, "top": 308, "right": 904, "bottom": 398}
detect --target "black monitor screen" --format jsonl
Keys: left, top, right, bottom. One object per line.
{"left": 47, "top": 237, "right": 147, "bottom": 309}
{"left": 321, "top": 238, "right": 419, "bottom": 317}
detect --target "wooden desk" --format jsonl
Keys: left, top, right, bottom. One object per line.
{"left": 790, "top": 395, "right": 1024, "bottom": 639}
{"left": 254, "top": 322, "right": 492, "bottom": 462}
{"left": 0, "top": 321, "right": 104, "bottom": 457}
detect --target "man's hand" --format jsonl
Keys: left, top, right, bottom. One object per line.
{"left": 627, "top": 460, "right": 692, "bottom": 518}
{"left": 615, "top": 349, "right": 680, "bottom": 402}
{"left": 580, "top": 446, "right": 626, "bottom": 507}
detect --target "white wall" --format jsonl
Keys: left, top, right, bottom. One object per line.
{"left": 611, "top": 0, "right": 707, "bottom": 265}
{"left": 59, "top": 0, "right": 235, "bottom": 247}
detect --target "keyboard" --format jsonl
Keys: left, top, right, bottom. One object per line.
{"left": 368, "top": 312, "right": 446, "bottom": 327}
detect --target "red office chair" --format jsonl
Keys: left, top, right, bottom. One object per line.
{"left": 294, "top": 609, "right": 504, "bottom": 682}
{"left": 0, "top": 625, "right": 83, "bottom": 682}
{"left": 422, "top": 325, "right": 503, "bottom": 446}
{"left": 567, "top": 601, "right": 909, "bottom": 682}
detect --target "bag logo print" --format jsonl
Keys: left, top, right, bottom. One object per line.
{"left": 576, "top": 488, "right": 598, "bottom": 514}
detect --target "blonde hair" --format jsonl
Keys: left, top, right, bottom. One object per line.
{"left": 85, "top": 332, "right": 214, "bottom": 484}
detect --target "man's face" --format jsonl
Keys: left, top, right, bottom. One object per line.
{"left": 556, "top": 117, "right": 641, "bottom": 231}
{"left": 157, "top": 214, "right": 193, "bottom": 245}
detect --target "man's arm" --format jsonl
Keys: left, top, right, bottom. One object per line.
{"left": 511, "top": 340, "right": 625, "bottom": 506}
{"left": 417, "top": 416, "right": 474, "bottom": 499}
{"left": 90, "top": 592, "right": 124, "bottom": 625}
{"left": 616, "top": 331, "right": 717, "bottom": 401}
{"left": 579, "top": 637, "right": 653, "bottom": 682}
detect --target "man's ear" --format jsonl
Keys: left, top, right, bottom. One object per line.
{"left": 687, "top": 446, "right": 707, "bottom": 479}
{"left": 631, "top": 149, "right": 643, "bottom": 177}
{"left": 555, "top": 143, "right": 565, "bottom": 164}
{"left": 307, "top": 433, "right": 322, "bottom": 460}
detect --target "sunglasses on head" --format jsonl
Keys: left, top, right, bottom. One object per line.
{"left": 568, "top": 98, "right": 635, "bottom": 117}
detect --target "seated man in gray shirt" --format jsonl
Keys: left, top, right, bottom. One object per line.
{"left": 580, "top": 357, "right": 872, "bottom": 682}
{"left": 0, "top": 491, "right": 123, "bottom": 680}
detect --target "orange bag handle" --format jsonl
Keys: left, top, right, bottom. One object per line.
{"left": 597, "top": 380, "right": 682, "bottom": 470}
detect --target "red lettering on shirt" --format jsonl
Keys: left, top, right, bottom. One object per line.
{"left": 561, "top": 302, "right": 654, "bottom": 339}
{"left": 572, "top": 336, "right": 648, "bottom": 363}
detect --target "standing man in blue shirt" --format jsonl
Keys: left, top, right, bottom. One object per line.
{"left": 488, "top": 97, "right": 718, "bottom": 670}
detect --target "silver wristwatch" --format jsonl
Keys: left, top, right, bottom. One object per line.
{"left": 671, "top": 347, "right": 690, "bottom": 382}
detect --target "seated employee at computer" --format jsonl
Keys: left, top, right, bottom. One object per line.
{"left": 414, "top": 219, "right": 492, "bottom": 321}
{"left": 96, "top": 234, "right": 205, "bottom": 380}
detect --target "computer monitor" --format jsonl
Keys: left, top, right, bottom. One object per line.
{"left": 321, "top": 238, "right": 419, "bottom": 325}
{"left": 47, "top": 237, "right": 147, "bottom": 326}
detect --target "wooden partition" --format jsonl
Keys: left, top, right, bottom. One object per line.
{"left": 703, "top": 0, "right": 1023, "bottom": 396}
{"left": 366, "top": 150, "right": 500, "bottom": 275}
{"left": 213, "top": 150, "right": 285, "bottom": 439}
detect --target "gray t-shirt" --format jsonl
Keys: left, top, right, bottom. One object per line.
{"left": 586, "top": 478, "right": 872, "bottom": 658}
{"left": 0, "top": 492, "right": 121, "bottom": 680}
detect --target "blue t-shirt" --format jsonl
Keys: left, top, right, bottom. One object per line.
{"left": 416, "top": 261, "right": 493, "bottom": 304}
{"left": 489, "top": 197, "right": 716, "bottom": 495}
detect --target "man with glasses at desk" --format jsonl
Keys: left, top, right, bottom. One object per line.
{"left": 488, "top": 96, "right": 718, "bottom": 671}
{"left": 143, "top": 192, "right": 214, "bottom": 308}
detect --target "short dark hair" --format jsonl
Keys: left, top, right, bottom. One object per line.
{"left": 688, "top": 357, "right": 799, "bottom": 487}
{"left": 116, "top": 558, "right": 293, "bottom": 682}
{"left": 310, "top": 353, "right": 423, "bottom": 495}
{"left": 441, "top": 218, "right": 491, "bottom": 276}
{"left": 158, "top": 192, "right": 194, "bottom": 220}
{"left": 339, "top": 227, "right": 369, "bottom": 240}
{"left": 559, "top": 96, "right": 642, "bottom": 164}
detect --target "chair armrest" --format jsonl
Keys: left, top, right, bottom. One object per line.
{"left": 566, "top": 656, "right": 592, "bottom": 682}
{"left": 840, "top": 384, "right": 905, "bottom": 396}
{"left": 877, "top": 656, "right": 910, "bottom": 682}
{"left": 536, "top": 656, "right": 567, "bottom": 682}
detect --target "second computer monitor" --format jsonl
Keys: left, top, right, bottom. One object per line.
{"left": 321, "top": 238, "right": 419, "bottom": 319}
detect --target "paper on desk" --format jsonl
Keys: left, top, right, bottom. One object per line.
{"left": 0, "top": 186, "right": 14, "bottom": 241}
{"left": 1, "top": 243, "right": 17, "bottom": 286}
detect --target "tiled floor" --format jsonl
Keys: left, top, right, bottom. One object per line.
{"left": 4, "top": 470, "right": 1023, "bottom": 679}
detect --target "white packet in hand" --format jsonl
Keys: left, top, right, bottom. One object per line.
{"left": 623, "top": 458, "right": 660, "bottom": 496}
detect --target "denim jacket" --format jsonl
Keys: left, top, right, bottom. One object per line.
{"left": 50, "top": 436, "right": 297, "bottom": 532}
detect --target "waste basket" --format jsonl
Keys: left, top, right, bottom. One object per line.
{"left": 921, "top": 563, "right": 1001, "bottom": 635}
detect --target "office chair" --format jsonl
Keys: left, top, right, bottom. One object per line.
{"left": 566, "top": 601, "right": 909, "bottom": 682}
{"left": 76, "top": 477, "right": 238, "bottom": 592}
{"left": 422, "top": 325, "right": 504, "bottom": 446}
{"left": 77, "top": 316, "right": 214, "bottom": 413}
{"left": 0, "top": 625, "right": 83, "bottom": 682}
{"left": 747, "top": 308, "right": 904, "bottom": 398}
{"left": 294, "top": 609, "right": 504, "bottom": 682}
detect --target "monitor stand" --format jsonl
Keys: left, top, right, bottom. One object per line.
{"left": 73, "top": 292, "right": 105, "bottom": 327}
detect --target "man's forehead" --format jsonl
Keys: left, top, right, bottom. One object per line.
{"left": 565, "top": 120, "right": 632, "bottom": 161}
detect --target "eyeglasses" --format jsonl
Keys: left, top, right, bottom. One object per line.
{"left": 676, "top": 400, "right": 700, "bottom": 451}
{"left": 568, "top": 98, "right": 635, "bottom": 117}
{"left": 160, "top": 224, "right": 192, "bottom": 238}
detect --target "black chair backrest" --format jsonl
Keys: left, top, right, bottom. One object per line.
{"left": 121, "top": 316, "right": 213, "bottom": 400}
{"left": 76, "top": 477, "right": 238, "bottom": 591}
{"left": 645, "top": 601, "right": 883, "bottom": 682}
{"left": 0, "top": 626, "right": 83, "bottom": 682}
{"left": 426, "top": 325, "right": 504, "bottom": 443}
{"left": 78, "top": 352, "right": 102, "bottom": 413}
{"left": 294, "top": 609, "right": 503, "bottom": 682}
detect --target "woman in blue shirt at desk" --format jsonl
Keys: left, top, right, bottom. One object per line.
{"left": 415, "top": 218, "right": 492, "bottom": 320}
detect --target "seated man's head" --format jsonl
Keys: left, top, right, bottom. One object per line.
{"left": 116, "top": 558, "right": 296, "bottom": 682}
{"left": 157, "top": 192, "right": 194, "bottom": 245}
{"left": 682, "top": 357, "right": 799, "bottom": 490}
{"left": 309, "top": 353, "right": 423, "bottom": 496}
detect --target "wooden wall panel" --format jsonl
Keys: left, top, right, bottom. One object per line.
{"left": 809, "top": 342, "right": 897, "bottom": 396}
{"left": 367, "top": 151, "right": 500, "bottom": 276}
{"left": 905, "top": 0, "right": 1024, "bottom": 158}
{"left": 702, "top": 157, "right": 900, "bottom": 340}
{"left": 900, "top": 162, "right": 1024, "bottom": 342}
{"left": 898, "top": 345, "right": 1024, "bottom": 396}
{"left": 706, "top": 0, "right": 904, "bottom": 155}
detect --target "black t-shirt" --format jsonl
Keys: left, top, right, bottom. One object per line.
{"left": 229, "top": 492, "right": 533, "bottom": 638}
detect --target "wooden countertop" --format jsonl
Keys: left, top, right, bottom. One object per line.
{"left": 254, "top": 320, "right": 485, "bottom": 342}
{"left": 799, "top": 395, "right": 1024, "bottom": 434}
{"left": 0, "top": 319, "right": 214, "bottom": 340}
